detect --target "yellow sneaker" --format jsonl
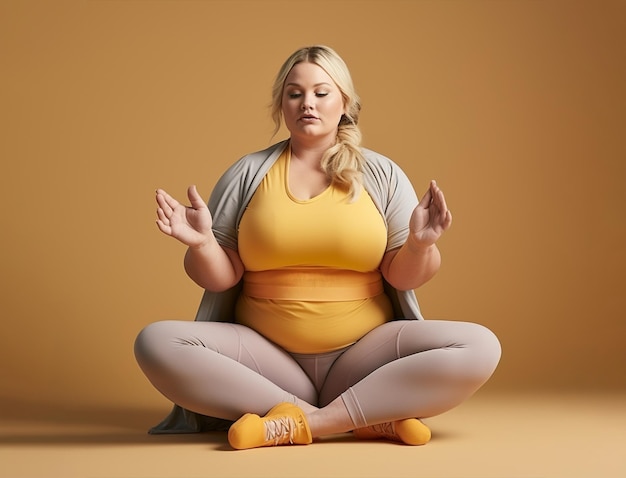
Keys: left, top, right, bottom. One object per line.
{"left": 228, "top": 403, "right": 312, "bottom": 450}
{"left": 353, "top": 418, "right": 431, "bottom": 446}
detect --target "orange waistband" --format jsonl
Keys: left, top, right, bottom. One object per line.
{"left": 242, "top": 268, "right": 384, "bottom": 301}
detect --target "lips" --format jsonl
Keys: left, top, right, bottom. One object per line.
{"left": 299, "top": 114, "right": 319, "bottom": 121}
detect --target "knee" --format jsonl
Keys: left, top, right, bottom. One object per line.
{"left": 133, "top": 320, "right": 177, "bottom": 369}
{"left": 476, "top": 323, "right": 501, "bottom": 359}
{"left": 465, "top": 322, "right": 502, "bottom": 379}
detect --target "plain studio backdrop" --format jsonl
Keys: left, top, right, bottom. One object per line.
{"left": 0, "top": 1, "right": 625, "bottom": 477}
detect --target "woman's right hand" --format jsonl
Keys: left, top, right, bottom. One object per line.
{"left": 155, "top": 185, "right": 213, "bottom": 248}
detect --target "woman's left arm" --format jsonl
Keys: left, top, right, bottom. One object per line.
{"left": 380, "top": 180, "right": 452, "bottom": 291}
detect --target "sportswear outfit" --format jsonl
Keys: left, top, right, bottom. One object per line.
{"left": 135, "top": 140, "right": 501, "bottom": 434}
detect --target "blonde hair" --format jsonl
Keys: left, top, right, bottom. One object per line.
{"left": 271, "top": 45, "right": 365, "bottom": 201}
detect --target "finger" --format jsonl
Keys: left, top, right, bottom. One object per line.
{"left": 156, "top": 197, "right": 173, "bottom": 220}
{"left": 428, "top": 180, "right": 448, "bottom": 213}
{"left": 429, "top": 180, "right": 442, "bottom": 200}
{"left": 156, "top": 207, "right": 170, "bottom": 225}
{"left": 156, "top": 189, "right": 180, "bottom": 214}
{"left": 187, "top": 185, "right": 207, "bottom": 210}
{"left": 417, "top": 183, "right": 433, "bottom": 208}
{"left": 435, "top": 188, "right": 449, "bottom": 215}
{"left": 440, "top": 209, "right": 452, "bottom": 231}
{"left": 156, "top": 219, "right": 172, "bottom": 235}
{"left": 156, "top": 188, "right": 174, "bottom": 204}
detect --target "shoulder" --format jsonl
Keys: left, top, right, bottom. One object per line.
{"left": 235, "top": 139, "right": 289, "bottom": 167}
{"left": 212, "top": 141, "right": 287, "bottom": 193}
{"left": 241, "top": 139, "right": 289, "bottom": 163}
{"left": 361, "top": 147, "right": 394, "bottom": 167}
{"left": 361, "top": 147, "right": 411, "bottom": 184}
{"left": 223, "top": 140, "right": 289, "bottom": 177}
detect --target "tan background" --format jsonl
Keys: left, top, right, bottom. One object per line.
{"left": 1, "top": 0, "right": 625, "bottom": 416}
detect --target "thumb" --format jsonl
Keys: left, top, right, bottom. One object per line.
{"left": 187, "top": 185, "right": 207, "bottom": 209}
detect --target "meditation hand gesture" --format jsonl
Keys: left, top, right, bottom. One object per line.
{"left": 409, "top": 180, "right": 453, "bottom": 249}
{"left": 156, "top": 185, "right": 213, "bottom": 248}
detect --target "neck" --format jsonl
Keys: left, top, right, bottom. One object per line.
{"left": 289, "top": 136, "right": 335, "bottom": 163}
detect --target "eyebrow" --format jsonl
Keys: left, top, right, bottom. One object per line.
{"left": 285, "top": 82, "right": 332, "bottom": 87}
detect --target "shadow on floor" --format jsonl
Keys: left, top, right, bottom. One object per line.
{"left": 0, "top": 395, "right": 228, "bottom": 447}
{"left": 0, "top": 395, "right": 463, "bottom": 448}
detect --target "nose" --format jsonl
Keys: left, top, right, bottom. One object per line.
{"left": 301, "top": 93, "right": 314, "bottom": 110}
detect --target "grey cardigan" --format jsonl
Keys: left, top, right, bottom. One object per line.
{"left": 149, "top": 140, "right": 425, "bottom": 434}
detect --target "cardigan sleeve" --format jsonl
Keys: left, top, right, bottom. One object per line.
{"left": 362, "top": 149, "right": 419, "bottom": 252}
{"left": 207, "top": 158, "right": 249, "bottom": 251}
{"left": 362, "top": 148, "right": 425, "bottom": 322}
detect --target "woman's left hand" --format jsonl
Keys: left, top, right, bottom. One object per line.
{"left": 409, "top": 180, "right": 453, "bottom": 248}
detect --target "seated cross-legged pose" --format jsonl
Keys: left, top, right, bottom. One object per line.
{"left": 134, "top": 45, "right": 501, "bottom": 450}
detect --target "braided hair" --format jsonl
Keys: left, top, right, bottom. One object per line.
{"left": 271, "top": 45, "right": 365, "bottom": 201}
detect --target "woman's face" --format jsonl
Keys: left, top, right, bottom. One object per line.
{"left": 282, "top": 62, "right": 345, "bottom": 143}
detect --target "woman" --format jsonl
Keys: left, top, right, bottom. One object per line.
{"left": 135, "top": 45, "right": 501, "bottom": 450}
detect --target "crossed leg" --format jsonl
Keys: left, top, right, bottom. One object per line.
{"left": 135, "top": 318, "right": 501, "bottom": 446}
{"left": 134, "top": 320, "right": 318, "bottom": 420}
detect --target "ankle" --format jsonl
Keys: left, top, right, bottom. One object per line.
{"left": 307, "top": 406, "right": 355, "bottom": 438}
{"left": 294, "top": 399, "right": 319, "bottom": 415}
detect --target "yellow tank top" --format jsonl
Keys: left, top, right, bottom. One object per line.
{"left": 236, "top": 147, "right": 393, "bottom": 353}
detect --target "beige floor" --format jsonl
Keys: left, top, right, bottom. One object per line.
{"left": 1, "top": 392, "right": 624, "bottom": 478}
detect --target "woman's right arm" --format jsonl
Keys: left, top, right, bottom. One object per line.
{"left": 156, "top": 185, "right": 244, "bottom": 292}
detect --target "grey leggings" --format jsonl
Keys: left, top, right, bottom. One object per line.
{"left": 134, "top": 319, "right": 501, "bottom": 428}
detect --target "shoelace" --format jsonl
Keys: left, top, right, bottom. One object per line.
{"left": 369, "top": 422, "right": 398, "bottom": 440}
{"left": 264, "top": 416, "right": 297, "bottom": 445}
